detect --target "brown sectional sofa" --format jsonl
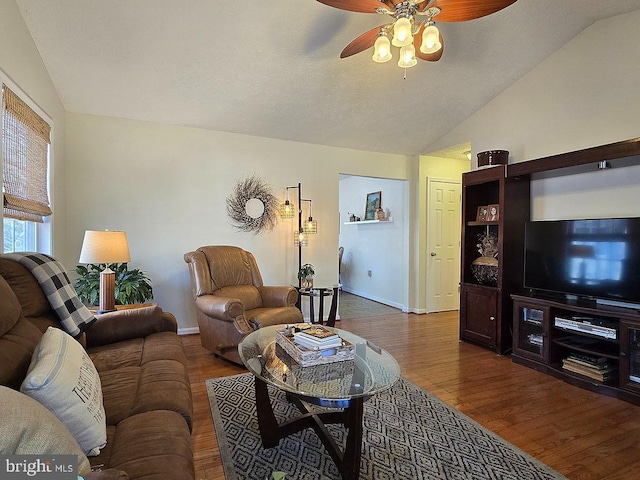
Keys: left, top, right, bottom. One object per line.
{"left": 0, "top": 257, "right": 194, "bottom": 479}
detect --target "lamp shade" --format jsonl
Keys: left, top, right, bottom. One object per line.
{"left": 79, "top": 230, "right": 131, "bottom": 264}
{"left": 279, "top": 200, "right": 295, "bottom": 219}
{"left": 398, "top": 44, "right": 417, "bottom": 68}
{"left": 420, "top": 24, "right": 442, "bottom": 54}
{"left": 294, "top": 230, "right": 308, "bottom": 247}
{"left": 304, "top": 217, "right": 318, "bottom": 234}
{"left": 392, "top": 17, "right": 412, "bottom": 47}
{"left": 372, "top": 35, "right": 392, "bottom": 63}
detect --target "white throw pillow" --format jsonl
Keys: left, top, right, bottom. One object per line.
{"left": 20, "top": 326, "right": 107, "bottom": 456}
{"left": 0, "top": 386, "right": 92, "bottom": 476}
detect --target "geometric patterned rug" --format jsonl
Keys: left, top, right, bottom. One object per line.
{"left": 206, "top": 373, "right": 567, "bottom": 480}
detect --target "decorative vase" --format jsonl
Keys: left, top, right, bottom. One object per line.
{"left": 302, "top": 276, "right": 314, "bottom": 289}
{"left": 471, "top": 256, "right": 498, "bottom": 286}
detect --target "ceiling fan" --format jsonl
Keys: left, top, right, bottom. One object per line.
{"left": 317, "top": 0, "right": 517, "bottom": 69}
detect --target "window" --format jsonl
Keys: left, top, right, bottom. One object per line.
{"left": 1, "top": 82, "right": 52, "bottom": 253}
{"left": 3, "top": 218, "right": 36, "bottom": 252}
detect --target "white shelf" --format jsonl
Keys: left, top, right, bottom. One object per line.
{"left": 343, "top": 218, "right": 393, "bottom": 225}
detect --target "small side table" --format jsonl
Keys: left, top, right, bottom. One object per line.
{"left": 295, "top": 285, "right": 341, "bottom": 326}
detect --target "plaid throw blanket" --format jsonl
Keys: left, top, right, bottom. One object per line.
{"left": 2, "top": 253, "right": 96, "bottom": 337}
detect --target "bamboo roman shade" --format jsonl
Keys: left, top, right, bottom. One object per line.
{"left": 2, "top": 85, "right": 52, "bottom": 222}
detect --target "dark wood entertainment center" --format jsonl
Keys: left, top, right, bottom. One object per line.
{"left": 459, "top": 137, "right": 640, "bottom": 404}
{"left": 512, "top": 293, "right": 640, "bottom": 404}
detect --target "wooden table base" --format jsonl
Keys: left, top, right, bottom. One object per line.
{"left": 254, "top": 377, "right": 364, "bottom": 480}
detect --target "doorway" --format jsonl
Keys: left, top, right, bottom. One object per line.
{"left": 338, "top": 174, "right": 409, "bottom": 312}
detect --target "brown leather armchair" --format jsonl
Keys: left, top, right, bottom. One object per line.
{"left": 184, "top": 245, "right": 302, "bottom": 364}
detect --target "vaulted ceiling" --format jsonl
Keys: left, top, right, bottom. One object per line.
{"left": 16, "top": 0, "right": 640, "bottom": 155}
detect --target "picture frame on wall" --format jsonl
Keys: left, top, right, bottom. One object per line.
{"left": 476, "top": 206, "right": 488, "bottom": 222}
{"left": 364, "top": 191, "right": 382, "bottom": 220}
{"left": 487, "top": 204, "right": 499, "bottom": 221}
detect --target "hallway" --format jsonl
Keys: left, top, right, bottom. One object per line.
{"left": 338, "top": 291, "right": 401, "bottom": 320}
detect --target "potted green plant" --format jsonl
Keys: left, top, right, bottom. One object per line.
{"left": 297, "top": 263, "right": 315, "bottom": 289}
{"left": 74, "top": 263, "right": 153, "bottom": 306}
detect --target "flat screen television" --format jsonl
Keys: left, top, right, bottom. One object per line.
{"left": 524, "top": 218, "right": 640, "bottom": 307}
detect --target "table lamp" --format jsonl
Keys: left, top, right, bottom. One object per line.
{"left": 79, "top": 230, "right": 131, "bottom": 313}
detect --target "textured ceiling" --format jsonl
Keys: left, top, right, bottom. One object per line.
{"left": 16, "top": 0, "right": 640, "bottom": 156}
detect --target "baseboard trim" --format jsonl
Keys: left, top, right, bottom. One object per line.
{"left": 178, "top": 326, "right": 199, "bottom": 336}
{"left": 341, "top": 287, "right": 407, "bottom": 312}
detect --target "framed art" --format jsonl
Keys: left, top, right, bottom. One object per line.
{"left": 364, "top": 191, "right": 382, "bottom": 220}
{"left": 476, "top": 206, "right": 488, "bottom": 222}
{"left": 487, "top": 204, "right": 499, "bottom": 222}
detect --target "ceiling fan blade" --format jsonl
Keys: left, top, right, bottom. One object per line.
{"left": 428, "top": 0, "right": 516, "bottom": 22}
{"left": 414, "top": 26, "right": 444, "bottom": 62}
{"left": 316, "top": 0, "right": 388, "bottom": 14}
{"left": 340, "top": 24, "right": 389, "bottom": 58}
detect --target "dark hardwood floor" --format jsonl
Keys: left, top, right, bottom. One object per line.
{"left": 183, "top": 311, "right": 640, "bottom": 480}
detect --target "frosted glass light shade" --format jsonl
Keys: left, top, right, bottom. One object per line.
{"left": 392, "top": 17, "right": 412, "bottom": 47}
{"left": 79, "top": 230, "right": 131, "bottom": 264}
{"left": 372, "top": 35, "right": 392, "bottom": 63}
{"left": 420, "top": 25, "right": 442, "bottom": 54}
{"left": 398, "top": 44, "right": 417, "bottom": 68}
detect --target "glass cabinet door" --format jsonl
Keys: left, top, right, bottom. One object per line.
{"left": 621, "top": 321, "right": 640, "bottom": 392}
{"left": 513, "top": 301, "right": 549, "bottom": 362}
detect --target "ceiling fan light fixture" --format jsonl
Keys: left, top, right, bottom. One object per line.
{"left": 372, "top": 34, "right": 392, "bottom": 63}
{"left": 397, "top": 44, "right": 417, "bottom": 68}
{"left": 420, "top": 24, "right": 442, "bottom": 54}
{"left": 392, "top": 17, "right": 413, "bottom": 47}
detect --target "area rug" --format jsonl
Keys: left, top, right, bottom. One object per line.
{"left": 206, "top": 373, "right": 567, "bottom": 480}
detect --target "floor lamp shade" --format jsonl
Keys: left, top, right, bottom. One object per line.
{"left": 79, "top": 230, "right": 131, "bottom": 313}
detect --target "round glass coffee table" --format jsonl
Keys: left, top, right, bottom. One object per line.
{"left": 238, "top": 324, "right": 401, "bottom": 480}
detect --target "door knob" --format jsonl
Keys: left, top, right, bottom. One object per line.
{"left": 430, "top": 252, "right": 436, "bottom": 256}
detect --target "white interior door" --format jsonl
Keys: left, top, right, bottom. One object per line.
{"left": 427, "top": 179, "right": 461, "bottom": 312}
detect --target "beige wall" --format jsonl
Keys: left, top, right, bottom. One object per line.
{"left": 0, "top": 0, "right": 67, "bottom": 253}
{"left": 425, "top": 10, "right": 640, "bottom": 221}
{"left": 64, "top": 113, "right": 412, "bottom": 330}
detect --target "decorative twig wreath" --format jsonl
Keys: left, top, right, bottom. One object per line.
{"left": 226, "top": 175, "right": 280, "bottom": 234}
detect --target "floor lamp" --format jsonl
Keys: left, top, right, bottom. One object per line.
{"left": 79, "top": 230, "right": 131, "bottom": 313}
{"left": 280, "top": 183, "right": 317, "bottom": 287}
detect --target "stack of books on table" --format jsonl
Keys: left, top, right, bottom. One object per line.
{"left": 275, "top": 323, "right": 355, "bottom": 367}
{"left": 561, "top": 353, "right": 618, "bottom": 382}
{"left": 293, "top": 326, "right": 343, "bottom": 349}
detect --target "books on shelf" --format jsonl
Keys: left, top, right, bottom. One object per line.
{"left": 561, "top": 353, "right": 618, "bottom": 382}
{"left": 566, "top": 352, "right": 607, "bottom": 367}
{"left": 275, "top": 324, "right": 355, "bottom": 367}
